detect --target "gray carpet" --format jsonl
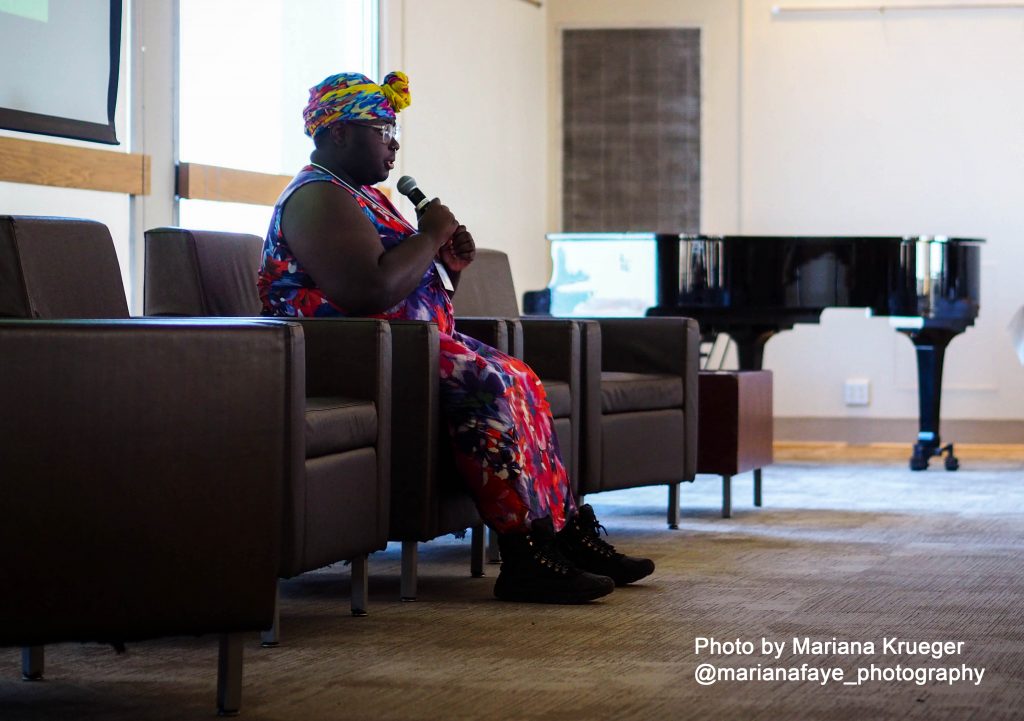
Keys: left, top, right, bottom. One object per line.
{"left": 3, "top": 458, "right": 1024, "bottom": 720}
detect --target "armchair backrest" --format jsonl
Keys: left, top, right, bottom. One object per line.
{"left": 451, "top": 248, "right": 520, "bottom": 318}
{"left": 144, "top": 227, "right": 263, "bottom": 316}
{"left": 0, "top": 216, "right": 130, "bottom": 319}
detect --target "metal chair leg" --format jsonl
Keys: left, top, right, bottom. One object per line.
{"left": 722, "top": 475, "right": 732, "bottom": 519}
{"left": 470, "top": 523, "right": 485, "bottom": 578}
{"left": 351, "top": 554, "right": 368, "bottom": 617}
{"left": 667, "top": 483, "right": 681, "bottom": 529}
{"left": 753, "top": 468, "right": 762, "bottom": 507}
{"left": 487, "top": 526, "right": 501, "bottom": 564}
{"left": 216, "top": 633, "right": 243, "bottom": 717}
{"left": 259, "top": 581, "right": 280, "bottom": 647}
{"left": 401, "top": 541, "right": 418, "bottom": 601}
{"left": 21, "top": 646, "right": 44, "bottom": 681}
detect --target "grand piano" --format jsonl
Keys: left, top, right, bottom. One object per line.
{"left": 525, "top": 233, "right": 983, "bottom": 471}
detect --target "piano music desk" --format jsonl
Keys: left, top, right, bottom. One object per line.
{"left": 697, "top": 370, "right": 773, "bottom": 518}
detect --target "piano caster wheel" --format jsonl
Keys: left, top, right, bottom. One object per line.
{"left": 910, "top": 443, "right": 958, "bottom": 471}
{"left": 942, "top": 444, "right": 959, "bottom": 472}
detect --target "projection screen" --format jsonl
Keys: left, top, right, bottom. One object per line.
{"left": 0, "top": 0, "right": 122, "bottom": 144}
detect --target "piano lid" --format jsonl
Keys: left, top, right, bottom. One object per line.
{"left": 541, "top": 233, "right": 984, "bottom": 322}
{"left": 547, "top": 233, "right": 985, "bottom": 244}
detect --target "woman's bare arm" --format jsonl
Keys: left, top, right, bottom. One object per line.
{"left": 282, "top": 181, "right": 457, "bottom": 314}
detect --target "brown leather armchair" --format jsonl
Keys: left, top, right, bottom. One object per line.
{"left": 144, "top": 227, "right": 489, "bottom": 601}
{"left": 453, "top": 249, "right": 700, "bottom": 528}
{"left": 0, "top": 217, "right": 297, "bottom": 715}
{"left": 0, "top": 215, "right": 391, "bottom": 648}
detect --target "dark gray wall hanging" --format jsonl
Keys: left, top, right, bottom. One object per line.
{"left": 562, "top": 28, "right": 701, "bottom": 232}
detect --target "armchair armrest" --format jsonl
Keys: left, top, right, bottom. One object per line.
{"left": 454, "top": 316, "right": 510, "bottom": 353}
{"left": 293, "top": 318, "right": 391, "bottom": 405}
{"left": 518, "top": 318, "right": 581, "bottom": 385}
{"left": 516, "top": 318, "right": 581, "bottom": 492}
{"left": 290, "top": 317, "right": 392, "bottom": 561}
{"left": 0, "top": 319, "right": 291, "bottom": 644}
{"left": 384, "top": 320, "right": 446, "bottom": 540}
{"left": 199, "top": 316, "right": 390, "bottom": 404}
{"left": 577, "top": 320, "right": 602, "bottom": 493}
{"left": 591, "top": 317, "right": 700, "bottom": 482}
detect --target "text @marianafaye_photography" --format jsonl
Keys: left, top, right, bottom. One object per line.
{"left": 692, "top": 636, "right": 986, "bottom": 687}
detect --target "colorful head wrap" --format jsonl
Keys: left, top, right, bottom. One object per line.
{"left": 303, "top": 71, "right": 411, "bottom": 138}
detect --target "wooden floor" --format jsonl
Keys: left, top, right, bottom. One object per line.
{"left": 775, "top": 441, "right": 1024, "bottom": 463}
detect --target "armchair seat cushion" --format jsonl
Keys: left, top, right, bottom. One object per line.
{"left": 305, "top": 396, "right": 377, "bottom": 458}
{"left": 541, "top": 379, "right": 572, "bottom": 419}
{"left": 600, "top": 372, "right": 684, "bottom": 414}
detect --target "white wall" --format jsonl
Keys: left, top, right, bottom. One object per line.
{"left": 742, "top": 0, "right": 1024, "bottom": 422}
{"left": 381, "top": 0, "right": 550, "bottom": 298}
{"left": 549, "top": 0, "right": 1024, "bottom": 424}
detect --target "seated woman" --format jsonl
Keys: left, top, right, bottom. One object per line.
{"left": 258, "top": 71, "right": 654, "bottom": 604}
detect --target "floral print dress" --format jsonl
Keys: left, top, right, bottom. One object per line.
{"left": 258, "top": 166, "right": 575, "bottom": 533}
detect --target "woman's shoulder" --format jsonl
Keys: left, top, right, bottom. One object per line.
{"left": 289, "top": 166, "right": 381, "bottom": 214}
{"left": 281, "top": 165, "right": 342, "bottom": 202}
{"left": 279, "top": 167, "right": 368, "bottom": 226}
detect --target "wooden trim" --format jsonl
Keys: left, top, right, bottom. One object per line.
{"left": 775, "top": 416, "right": 1024, "bottom": 445}
{"left": 177, "top": 162, "right": 293, "bottom": 206}
{"left": 176, "top": 162, "right": 394, "bottom": 206}
{"left": 0, "top": 136, "right": 150, "bottom": 195}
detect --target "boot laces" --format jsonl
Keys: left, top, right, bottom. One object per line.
{"left": 579, "top": 515, "right": 620, "bottom": 559}
{"left": 527, "top": 537, "right": 571, "bottom": 575}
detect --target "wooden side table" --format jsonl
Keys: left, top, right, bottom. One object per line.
{"left": 697, "top": 370, "right": 774, "bottom": 518}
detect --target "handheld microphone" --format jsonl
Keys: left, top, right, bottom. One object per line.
{"left": 397, "top": 175, "right": 432, "bottom": 216}
{"left": 396, "top": 174, "right": 455, "bottom": 292}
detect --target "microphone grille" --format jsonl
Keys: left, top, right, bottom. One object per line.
{"left": 396, "top": 175, "right": 417, "bottom": 195}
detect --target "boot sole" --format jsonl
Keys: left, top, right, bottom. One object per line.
{"left": 493, "top": 584, "right": 614, "bottom": 604}
{"left": 491, "top": 577, "right": 610, "bottom": 606}
{"left": 613, "top": 569, "right": 654, "bottom": 586}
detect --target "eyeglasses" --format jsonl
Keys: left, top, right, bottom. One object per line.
{"left": 348, "top": 121, "right": 401, "bottom": 144}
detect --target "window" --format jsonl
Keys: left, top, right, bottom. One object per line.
{"left": 177, "top": 0, "right": 378, "bottom": 236}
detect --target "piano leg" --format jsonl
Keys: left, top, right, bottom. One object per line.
{"left": 729, "top": 327, "right": 778, "bottom": 371}
{"left": 900, "top": 327, "right": 961, "bottom": 472}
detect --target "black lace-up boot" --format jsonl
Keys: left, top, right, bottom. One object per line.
{"left": 557, "top": 504, "right": 655, "bottom": 586}
{"left": 494, "top": 516, "right": 615, "bottom": 604}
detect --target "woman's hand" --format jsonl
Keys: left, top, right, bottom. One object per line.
{"left": 440, "top": 224, "right": 476, "bottom": 272}
{"left": 418, "top": 199, "right": 458, "bottom": 249}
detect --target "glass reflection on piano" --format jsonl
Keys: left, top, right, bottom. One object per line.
{"left": 545, "top": 233, "right": 657, "bottom": 317}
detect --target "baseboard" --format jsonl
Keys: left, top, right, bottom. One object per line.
{"left": 775, "top": 417, "right": 1024, "bottom": 445}
{"left": 774, "top": 441, "right": 1024, "bottom": 462}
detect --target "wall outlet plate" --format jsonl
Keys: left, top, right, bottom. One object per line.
{"left": 844, "top": 378, "right": 871, "bottom": 406}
